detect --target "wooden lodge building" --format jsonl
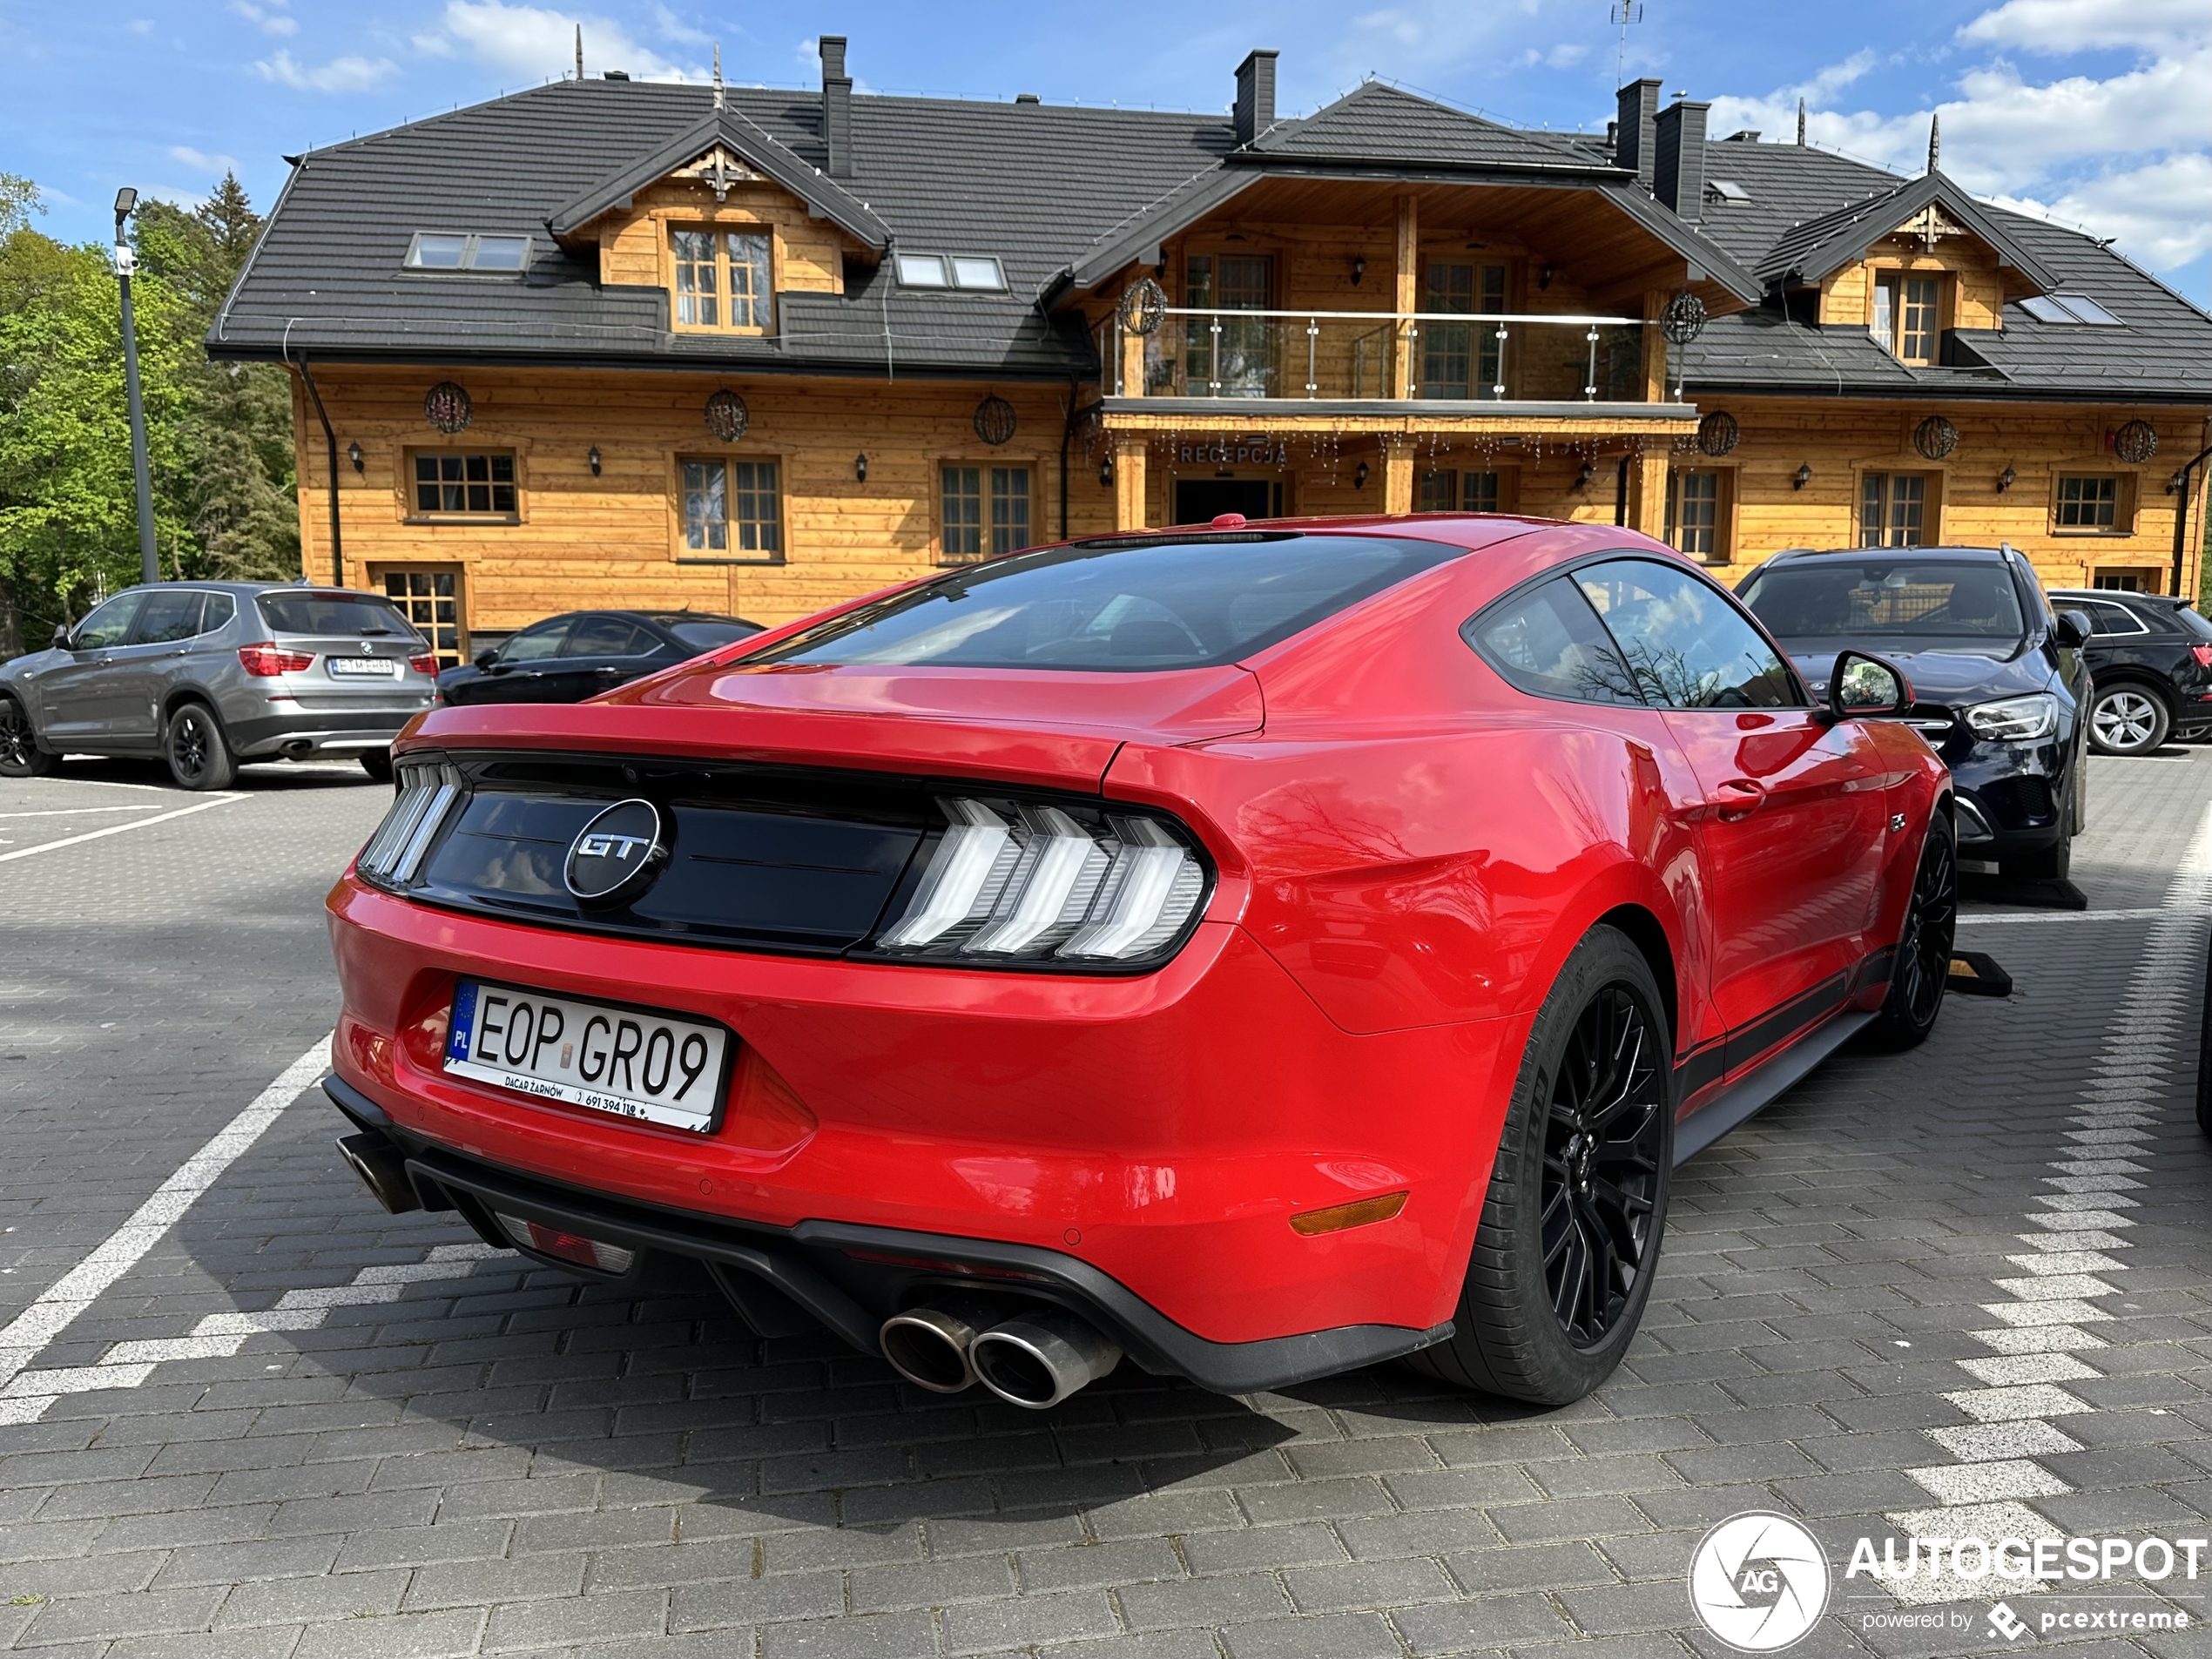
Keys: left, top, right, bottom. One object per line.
{"left": 212, "top": 41, "right": 2212, "bottom": 661}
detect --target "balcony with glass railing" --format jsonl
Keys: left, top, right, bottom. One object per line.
{"left": 1097, "top": 309, "right": 1654, "bottom": 404}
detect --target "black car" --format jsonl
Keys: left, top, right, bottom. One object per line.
{"left": 1740, "top": 545, "right": 2091, "bottom": 881}
{"left": 2047, "top": 588, "right": 2212, "bottom": 757}
{"left": 436, "top": 610, "right": 763, "bottom": 707}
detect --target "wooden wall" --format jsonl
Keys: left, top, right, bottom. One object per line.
{"left": 293, "top": 366, "right": 1109, "bottom": 635}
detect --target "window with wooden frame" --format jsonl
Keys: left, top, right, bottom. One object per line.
{"left": 1183, "top": 253, "right": 1276, "bottom": 396}
{"left": 671, "top": 228, "right": 774, "bottom": 332}
{"left": 2054, "top": 473, "right": 2131, "bottom": 533}
{"left": 1420, "top": 261, "right": 1507, "bottom": 398}
{"left": 2092, "top": 566, "right": 2162, "bottom": 593}
{"left": 1416, "top": 469, "right": 1509, "bottom": 513}
{"left": 941, "top": 463, "right": 1032, "bottom": 564}
{"left": 1870, "top": 272, "right": 1944, "bottom": 364}
{"left": 374, "top": 566, "right": 466, "bottom": 665}
{"left": 1858, "top": 471, "right": 1938, "bottom": 548}
{"left": 678, "top": 457, "right": 782, "bottom": 558}
{"left": 409, "top": 451, "right": 517, "bottom": 519}
{"left": 1665, "top": 469, "right": 1731, "bottom": 563}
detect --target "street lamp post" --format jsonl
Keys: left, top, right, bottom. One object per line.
{"left": 113, "top": 187, "right": 158, "bottom": 587}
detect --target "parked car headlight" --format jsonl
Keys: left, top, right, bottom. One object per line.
{"left": 1963, "top": 692, "right": 2059, "bottom": 741}
{"left": 874, "top": 796, "right": 1209, "bottom": 966}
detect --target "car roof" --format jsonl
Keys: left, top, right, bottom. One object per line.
{"left": 111, "top": 582, "right": 404, "bottom": 598}
{"left": 1758, "top": 544, "right": 2014, "bottom": 568}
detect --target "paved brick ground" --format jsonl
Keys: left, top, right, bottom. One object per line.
{"left": 1, "top": 750, "right": 2209, "bottom": 1658}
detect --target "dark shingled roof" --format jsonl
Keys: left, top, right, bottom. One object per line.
{"left": 213, "top": 74, "right": 2212, "bottom": 401}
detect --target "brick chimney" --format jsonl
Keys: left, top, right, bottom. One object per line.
{"left": 1234, "top": 50, "right": 1278, "bottom": 145}
{"left": 1615, "top": 78, "right": 1661, "bottom": 187}
{"left": 1653, "top": 96, "right": 1710, "bottom": 220}
{"left": 819, "top": 36, "right": 853, "bottom": 178}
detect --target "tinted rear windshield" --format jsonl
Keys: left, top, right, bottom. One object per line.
{"left": 257, "top": 593, "right": 422, "bottom": 640}
{"left": 667, "top": 620, "right": 762, "bottom": 651}
{"left": 745, "top": 534, "right": 1463, "bottom": 671}
{"left": 1740, "top": 560, "right": 2026, "bottom": 641}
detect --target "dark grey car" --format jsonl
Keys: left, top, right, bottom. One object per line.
{"left": 0, "top": 583, "right": 437, "bottom": 789}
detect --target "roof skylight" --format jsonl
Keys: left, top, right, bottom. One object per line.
{"left": 2020, "top": 293, "right": 2124, "bottom": 326}
{"left": 405, "top": 233, "right": 533, "bottom": 273}
{"left": 1706, "top": 179, "right": 1750, "bottom": 205}
{"left": 894, "top": 253, "right": 1008, "bottom": 291}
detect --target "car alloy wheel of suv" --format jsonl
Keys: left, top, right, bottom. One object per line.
{"left": 2087, "top": 684, "right": 2169, "bottom": 757}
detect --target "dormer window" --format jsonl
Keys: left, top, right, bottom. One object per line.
{"left": 405, "top": 233, "right": 533, "bottom": 273}
{"left": 671, "top": 229, "right": 773, "bottom": 332}
{"left": 1871, "top": 273, "right": 1943, "bottom": 364}
{"left": 894, "top": 253, "right": 1008, "bottom": 291}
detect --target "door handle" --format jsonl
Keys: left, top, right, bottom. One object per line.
{"left": 1707, "top": 779, "right": 1769, "bottom": 820}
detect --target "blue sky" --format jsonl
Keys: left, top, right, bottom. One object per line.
{"left": 4, "top": 0, "right": 2207, "bottom": 306}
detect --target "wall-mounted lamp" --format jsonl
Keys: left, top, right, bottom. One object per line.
{"left": 1353, "top": 461, "right": 1370, "bottom": 489}
{"left": 2171, "top": 469, "right": 2191, "bottom": 496}
{"left": 587, "top": 444, "right": 601, "bottom": 476}
{"left": 1574, "top": 461, "right": 1595, "bottom": 491}
{"left": 1351, "top": 255, "right": 1366, "bottom": 287}
{"left": 1996, "top": 465, "right": 2016, "bottom": 493}
{"left": 346, "top": 440, "right": 362, "bottom": 473}
{"left": 1100, "top": 455, "right": 1114, "bottom": 487}
{"left": 1538, "top": 263, "right": 1555, "bottom": 292}
{"left": 854, "top": 452, "right": 868, "bottom": 482}
{"left": 1792, "top": 462, "right": 1813, "bottom": 491}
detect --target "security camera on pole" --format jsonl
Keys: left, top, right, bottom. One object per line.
{"left": 113, "top": 186, "right": 158, "bottom": 587}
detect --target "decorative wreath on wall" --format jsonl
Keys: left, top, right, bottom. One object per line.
{"left": 974, "top": 395, "right": 1018, "bottom": 447}
{"left": 1661, "top": 291, "right": 1707, "bottom": 346}
{"left": 704, "top": 389, "right": 750, "bottom": 442}
{"left": 423, "top": 381, "right": 473, "bottom": 434}
{"left": 1912, "top": 415, "right": 1959, "bottom": 461}
{"left": 2114, "top": 420, "right": 2159, "bottom": 464}
{"left": 1696, "top": 412, "right": 1741, "bottom": 457}
{"left": 1116, "top": 278, "right": 1168, "bottom": 337}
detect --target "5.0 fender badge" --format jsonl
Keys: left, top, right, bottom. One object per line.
{"left": 564, "top": 798, "right": 668, "bottom": 904}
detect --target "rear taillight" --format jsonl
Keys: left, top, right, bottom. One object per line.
{"left": 408, "top": 653, "right": 437, "bottom": 676}
{"left": 495, "top": 1214, "right": 635, "bottom": 1273}
{"left": 355, "top": 758, "right": 465, "bottom": 885}
{"left": 238, "top": 644, "right": 315, "bottom": 676}
{"left": 2190, "top": 644, "right": 2212, "bottom": 668}
{"left": 872, "top": 795, "right": 1209, "bottom": 968}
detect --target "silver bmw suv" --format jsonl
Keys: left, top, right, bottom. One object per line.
{"left": 0, "top": 583, "right": 438, "bottom": 789}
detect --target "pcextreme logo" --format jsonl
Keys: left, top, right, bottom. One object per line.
{"left": 1689, "top": 1512, "right": 1832, "bottom": 1651}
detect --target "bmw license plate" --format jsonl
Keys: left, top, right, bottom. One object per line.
{"left": 328, "top": 657, "right": 397, "bottom": 678}
{"left": 442, "top": 981, "right": 731, "bottom": 1134}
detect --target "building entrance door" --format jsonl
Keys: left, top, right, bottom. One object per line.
{"left": 1173, "top": 479, "right": 1277, "bottom": 524}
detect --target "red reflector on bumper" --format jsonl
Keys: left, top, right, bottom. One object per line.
{"left": 496, "top": 1213, "right": 636, "bottom": 1273}
{"left": 1290, "top": 1190, "right": 1408, "bottom": 1236}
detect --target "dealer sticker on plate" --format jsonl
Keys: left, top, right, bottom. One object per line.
{"left": 443, "top": 981, "right": 728, "bottom": 1134}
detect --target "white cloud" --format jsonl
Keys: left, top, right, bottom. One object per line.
{"left": 253, "top": 50, "right": 397, "bottom": 91}
{"left": 229, "top": 0, "right": 297, "bottom": 37}
{"left": 1517, "top": 42, "right": 1589, "bottom": 70}
{"left": 126, "top": 17, "right": 153, "bottom": 34}
{"left": 431, "top": 1, "right": 695, "bottom": 82}
{"left": 652, "top": 4, "right": 711, "bottom": 47}
{"left": 1959, "top": 0, "right": 2208, "bottom": 55}
{"left": 167, "top": 145, "right": 240, "bottom": 176}
{"left": 1996, "top": 152, "right": 2212, "bottom": 270}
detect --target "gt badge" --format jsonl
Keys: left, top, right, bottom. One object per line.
{"left": 564, "top": 798, "right": 667, "bottom": 903}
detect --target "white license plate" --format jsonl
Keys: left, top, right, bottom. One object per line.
{"left": 328, "top": 657, "right": 397, "bottom": 678}
{"left": 442, "top": 981, "right": 731, "bottom": 1134}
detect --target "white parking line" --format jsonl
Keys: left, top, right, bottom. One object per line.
{"left": 1956, "top": 907, "right": 2171, "bottom": 925}
{"left": 0, "top": 805, "right": 173, "bottom": 819}
{"left": 0, "top": 793, "right": 241, "bottom": 863}
{"left": 0, "top": 1037, "right": 331, "bottom": 1408}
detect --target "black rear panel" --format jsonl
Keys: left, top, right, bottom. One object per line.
{"left": 402, "top": 752, "right": 929, "bottom": 954}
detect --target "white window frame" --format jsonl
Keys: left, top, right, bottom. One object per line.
{"left": 403, "top": 232, "right": 534, "bottom": 274}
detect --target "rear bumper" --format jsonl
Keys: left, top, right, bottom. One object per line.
{"left": 230, "top": 707, "right": 427, "bottom": 757}
{"left": 325, "top": 1075, "right": 1450, "bottom": 1393}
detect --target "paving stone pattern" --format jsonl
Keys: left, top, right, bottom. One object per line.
{"left": 1, "top": 752, "right": 2209, "bottom": 1657}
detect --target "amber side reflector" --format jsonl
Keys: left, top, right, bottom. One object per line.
{"left": 1290, "top": 1190, "right": 1408, "bottom": 1236}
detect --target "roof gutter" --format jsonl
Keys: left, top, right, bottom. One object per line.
{"left": 284, "top": 328, "right": 344, "bottom": 587}
{"left": 2169, "top": 439, "right": 2212, "bottom": 599}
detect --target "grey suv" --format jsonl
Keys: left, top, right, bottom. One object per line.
{"left": 0, "top": 583, "right": 437, "bottom": 790}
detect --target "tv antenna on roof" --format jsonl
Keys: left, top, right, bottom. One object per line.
{"left": 1610, "top": 2, "right": 1643, "bottom": 88}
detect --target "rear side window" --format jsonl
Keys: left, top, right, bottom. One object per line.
{"left": 1577, "top": 558, "right": 1797, "bottom": 709}
{"left": 563, "top": 617, "right": 655, "bottom": 657}
{"left": 2173, "top": 605, "right": 2212, "bottom": 640}
{"left": 668, "top": 620, "right": 761, "bottom": 651}
{"left": 1466, "top": 577, "right": 1644, "bottom": 705}
{"left": 2077, "top": 600, "right": 2148, "bottom": 636}
{"left": 258, "top": 593, "right": 421, "bottom": 640}
{"left": 745, "top": 534, "right": 1464, "bottom": 671}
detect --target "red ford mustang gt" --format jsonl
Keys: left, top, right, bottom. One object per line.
{"left": 324, "top": 515, "right": 1954, "bottom": 1407}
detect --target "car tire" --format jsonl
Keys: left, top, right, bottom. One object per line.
{"left": 164, "top": 703, "right": 238, "bottom": 792}
{"left": 2087, "top": 683, "right": 2170, "bottom": 757}
{"left": 0, "top": 694, "right": 62, "bottom": 778}
{"left": 1867, "top": 813, "right": 1956, "bottom": 1049}
{"left": 360, "top": 748, "right": 394, "bottom": 783}
{"left": 1403, "top": 924, "right": 1672, "bottom": 1405}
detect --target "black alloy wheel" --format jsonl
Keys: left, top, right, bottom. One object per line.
{"left": 165, "top": 704, "right": 236, "bottom": 791}
{"left": 0, "top": 695, "right": 59, "bottom": 778}
{"left": 1871, "top": 814, "right": 1957, "bottom": 1048}
{"left": 1540, "top": 988, "right": 1667, "bottom": 1347}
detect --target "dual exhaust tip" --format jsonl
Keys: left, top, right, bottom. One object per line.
{"left": 880, "top": 1298, "right": 1120, "bottom": 1410}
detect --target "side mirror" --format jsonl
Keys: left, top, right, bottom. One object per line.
{"left": 1821, "top": 649, "right": 1913, "bottom": 723}
{"left": 51, "top": 624, "right": 72, "bottom": 651}
{"left": 2054, "top": 609, "right": 2094, "bottom": 650}
{"left": 472, "top": 648, "right": 498, "bottom": 670}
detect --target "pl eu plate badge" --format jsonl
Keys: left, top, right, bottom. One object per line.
{"left": 447, "top": 981, "right": 478, "bottom": 1063}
